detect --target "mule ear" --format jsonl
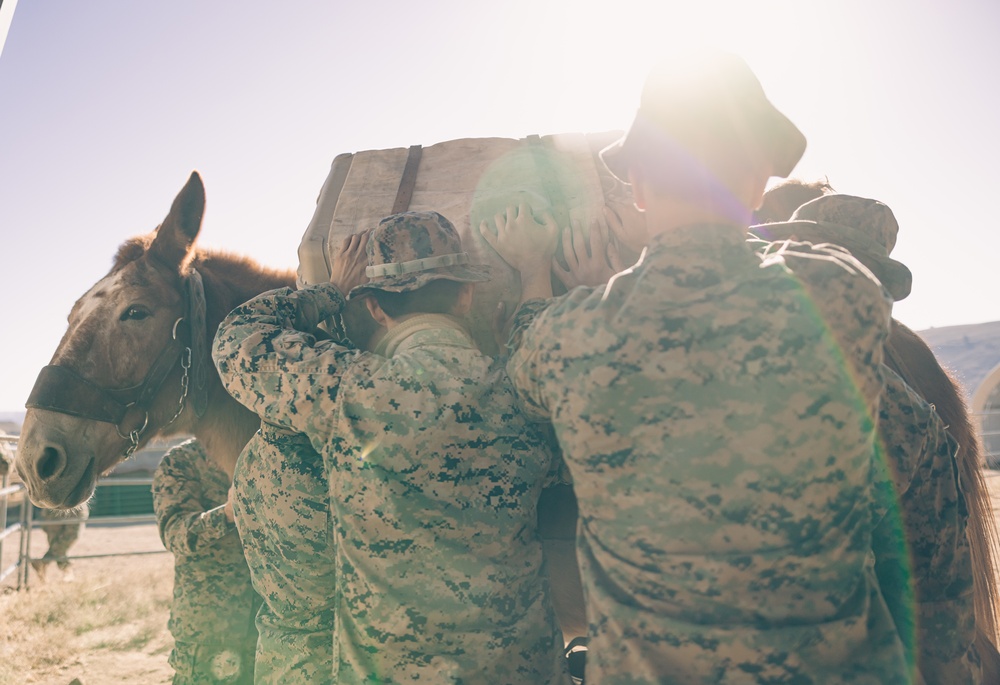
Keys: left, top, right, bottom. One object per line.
{"left": 148, "top": 171, "right": 205, "bottom": 271}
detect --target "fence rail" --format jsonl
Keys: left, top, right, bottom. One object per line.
{"left": 1, "top": 436, "right": 168, "bottom": 590}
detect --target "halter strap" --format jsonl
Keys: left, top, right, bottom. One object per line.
{"left": 366, "top": 252, "right": 470, "bottom": 278}
{"left": 25, "top": 268, "right": 209, "bottom": 427}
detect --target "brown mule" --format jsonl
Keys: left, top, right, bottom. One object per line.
{"left": 17, "top": 172, "right": 294, "bottom": 508}
{"left": 15, "top": 172, "right": 588, "bottom": 643}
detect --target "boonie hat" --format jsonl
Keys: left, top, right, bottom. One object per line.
{"left": 348, "top": 211, "right": 490, "bottom": 299}
{"left": 751, "top": 194, "right": 913, "bottom": 301}
{"left": 601, "top": 49, "right": 806, "bottom": 183}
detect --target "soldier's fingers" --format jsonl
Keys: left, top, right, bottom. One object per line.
{"left": 604, "top": 206, "right": 625, "bottom": 242}
{"left": 356, "top": 230, "right": 371, "bottom": 253}
{"left": 569, "top": 220, "right": 590, "bottom": 259}
{"left": 345, "top": 233, "right": 362, "bottom": 256}
{"left": 480, "top": 220, "right": 500, "bottom": 249}
{"left": 552, "top": 255, "right": 572, "bottom": 282}
{"left": 591, "top": 218, "right": 609, "bottom": 260}
{"left": 561, "top": 225, "right": 576, "bottom": 265}
{"left": 538, "top": 211, "right": 560, "bottom": 237}
{"left": 607, "top": 239, "right": 624, "bottom": 272}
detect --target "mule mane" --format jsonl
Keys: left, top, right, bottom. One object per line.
{"left": 110, "top": 235, "right": 295, "bottom": 313}
{"left": 114, "top": 235, "right": 292, "bottom": 283}
{"left": 112, "top": 236, "right": 152, "bottom": 270}
{"left": 192, "top": 249, "right": 296, "bottom": 304}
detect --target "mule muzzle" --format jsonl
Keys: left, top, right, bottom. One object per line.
{"left": 15, "top": 416, "right": 100, "bottom": 509}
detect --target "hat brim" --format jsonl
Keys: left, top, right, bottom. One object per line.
{"left": 751, "top": 221, "right": 912, "bottom": 301}
{"left": 347, "top": 264, "right": 491, "bottom": 300}
{"left": 600, "top": 101, "right": 806, "bottom": 185}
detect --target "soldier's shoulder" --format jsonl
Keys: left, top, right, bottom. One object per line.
{"left": 757, "top": 238, "right": 882, "bottom": 287}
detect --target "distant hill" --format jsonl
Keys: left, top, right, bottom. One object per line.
{"left": 917, "top": 320, "right": 1000, "bottom": 398}
{"left": 0, "top": 411, "right": 25, "bottom": 428}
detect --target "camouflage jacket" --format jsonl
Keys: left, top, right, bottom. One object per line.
{"left": 214, "top": 284, "right": 568, "bottom": 684}
{"left": 506, "top": 224, "right": 906, "bottom": 684}
{"left": 871, "top": 367, "right": 977, "bottom": 683}
{"left": 232, "top": 423, "right": 335, "bottom": 684}
{"left": 152, "top": 439, "right": 261, "bottom": 676}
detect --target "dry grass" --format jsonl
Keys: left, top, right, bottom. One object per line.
{"left": 0, "top": 524, "right": 174, "bottom": 685}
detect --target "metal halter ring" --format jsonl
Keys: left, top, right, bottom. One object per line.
{"left": 115, "top": 403, "right": 149, "bottom": 443}
{"left": 171, "top": 317, "right": 185, "bottom": 341}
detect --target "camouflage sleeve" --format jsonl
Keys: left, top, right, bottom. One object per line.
{"left": 506, "top": 288, "right": 597, "bottom": 421}
{"left": 504, "top": 297, "right": 555, "bottom": 358}
{"left": 152, "top": 446, "right": 235, "bottom": 558}
{"left": 212, "top": 283, "right": 365, "bottom": 438}
{"left": 757, "top": 241, "right": 892, "bottom": 405}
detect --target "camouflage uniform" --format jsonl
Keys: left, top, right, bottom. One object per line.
{"left": 506, "top": 223, "right": 908, "bottom": 684}
{"left": 752, "top": 195, "right": 978, "bottom": 683}
{"left": 871, "top": 367, "right": 977, "bottom": 684}
{"left": 214, "top": 211, "right": 568, "bottom": 684}
{"left": 153, "top": 438, "right": 261, "bottom": 685}
{"left": 232, "top": 423, "right": 335, "bottom": 683}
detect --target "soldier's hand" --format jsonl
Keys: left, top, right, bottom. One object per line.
{"left": 479, "top": 203, "right": 559, "bottom": 276}
{"left": 605, "top": 205, "right": 647, "bottom": 255}
{"left": 552, "top": 213, "right": 621, "bottom": 289}
{"left": 329, "top": 230, "right": 371, "bottom": 296}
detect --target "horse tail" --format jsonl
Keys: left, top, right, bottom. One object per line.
{"left": 886, "top": 320, "right": 1000, "bottom": 667}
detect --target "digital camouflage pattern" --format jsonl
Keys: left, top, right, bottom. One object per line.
{"left": 751, "top": 192, "right": 977, "bottom": 681}
{"left": 32, "top": 502, "right": 89, "bottom": 574}
{"left": 348, "top": 210, "right": 490, "bottom": 299}
{"left": 214, "top": 283, "right": 568, "bottom": 685}
{"left": 871, "top": 366, "right": 978, "bottom": 684}
{"left": 152, "top": 439, "right": 261, "bottom": 685}
{"left": 506, "top": 224, "right": 907, "bottom": 684}
{"left": 750, "top": 194, "right": 912, "bottom": 305}
{"left": 232, "top": 423, "right": 335, "bottom": 684}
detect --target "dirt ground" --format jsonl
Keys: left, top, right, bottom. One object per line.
{"left": 3, "top": 475, "right": 1000, "bottom": 684}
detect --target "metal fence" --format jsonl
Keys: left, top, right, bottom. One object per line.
{"left": 0, "top": 434, "right": 168, "bottom": 590}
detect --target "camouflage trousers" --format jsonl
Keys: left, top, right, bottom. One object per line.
{"left": 171, "top": 640, "right": 256, "bottom": 685}
{"left": 32, "top": 502, "right": 88, "bottom": 574}
{"left": 232, "top": 424, "right": 335, "bottom": 684}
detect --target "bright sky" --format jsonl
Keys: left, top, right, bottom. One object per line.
{"left": 0, "top": 0, "right": 998, "bottom": 412}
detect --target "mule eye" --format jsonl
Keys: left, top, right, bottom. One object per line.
{"left": 120, "top": 305, "right": 151, "bottom": 321}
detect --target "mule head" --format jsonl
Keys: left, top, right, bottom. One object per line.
{"left": 19, "top": 172, "right": 209, "bottom": 508}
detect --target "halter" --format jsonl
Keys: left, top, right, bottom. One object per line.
{"left": 25, "top": 269, "right": 210, "bottom": 458}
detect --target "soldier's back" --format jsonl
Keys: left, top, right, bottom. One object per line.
{"left": 327, "top": 323, "right": 566, "bottom": 684}
{"left": 509, "top": 224, "right": 906, "bottom": 683}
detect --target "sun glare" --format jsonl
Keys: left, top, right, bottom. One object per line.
{"left": 491, "top": 0, "right": 819, "bottom": 136}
